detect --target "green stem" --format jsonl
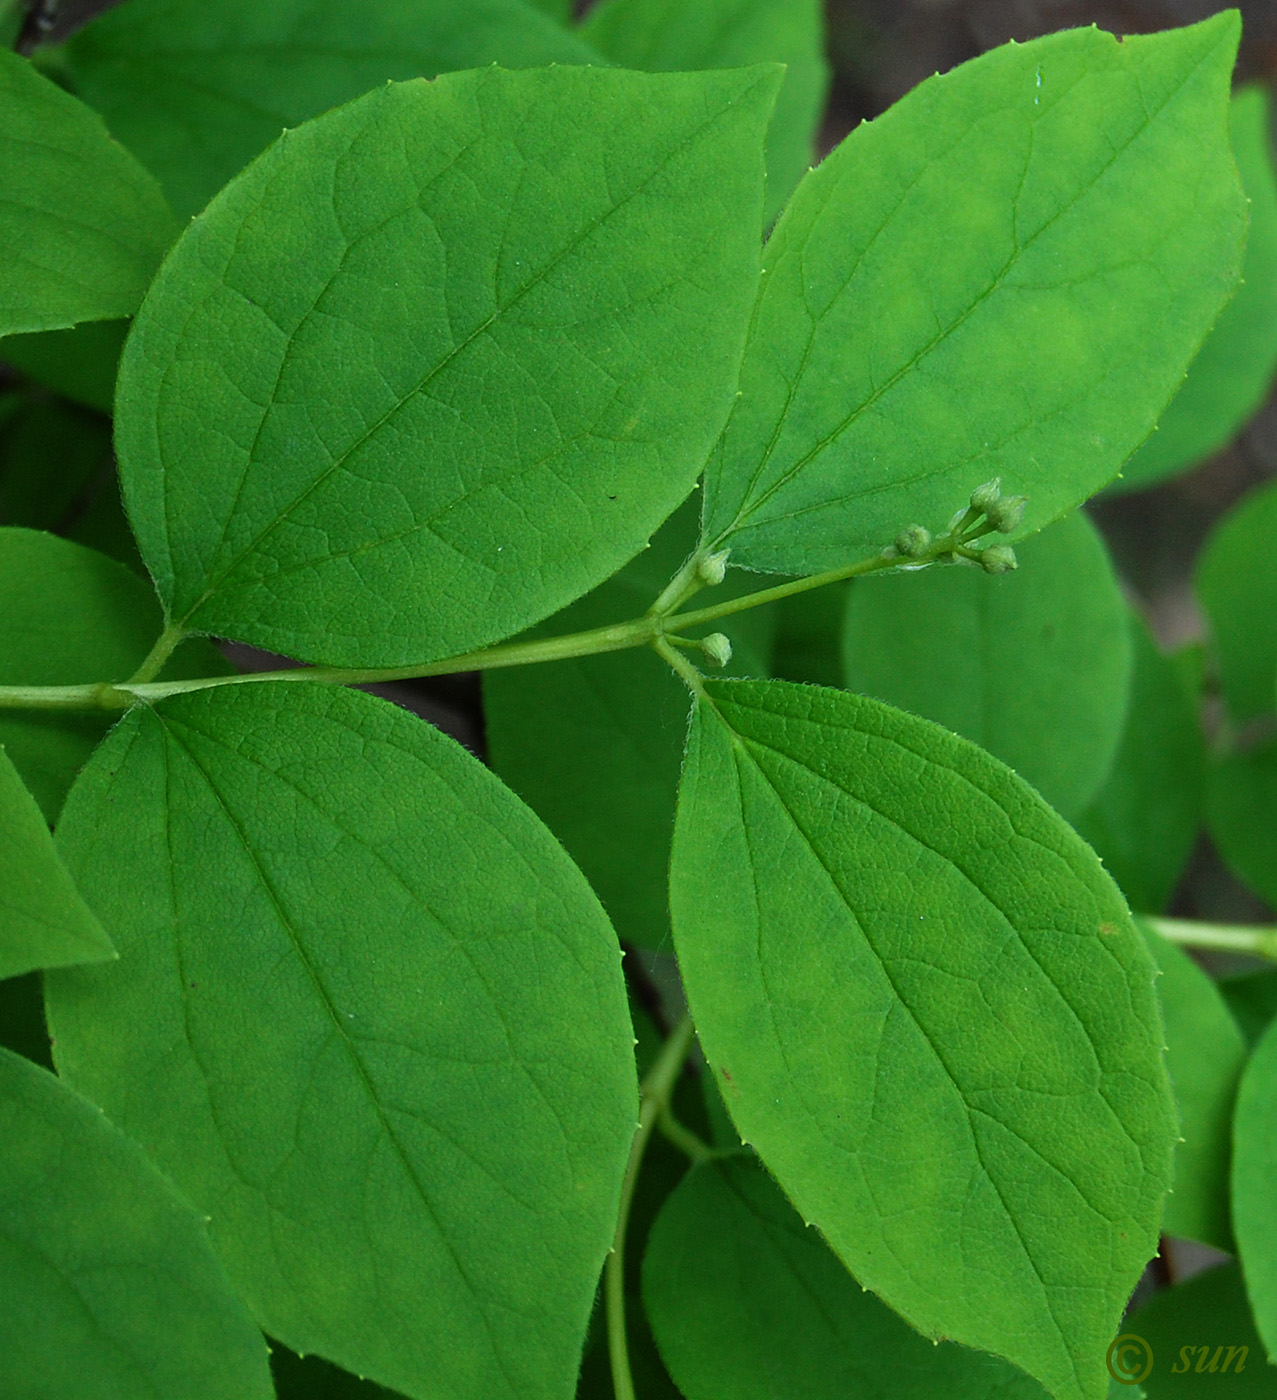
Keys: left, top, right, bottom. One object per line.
{"left": 653, "top": 635, "right": 705, "bottom": 696}
{"left": 127, "top": 622, "right": 187, "bottom": 684}
{"left": 0, "top": 533, "right": 956, "bottom": 714}
{"left": 607, "top": 1016, "right": 697, "bottom": 1400}
{"left": 1146, "top": 917, "right": 1277, "bottom": 962}
{"left": 0, "top": 682, "right": 129, "bottom": 712}
{"left": 0, "top": 614, "right": 667, "bottom": 712}
{"left": 668, "top": 547, "right": 907, "bottom": 633}
{"left": 657, "top": 1107, "right": 714, "bottom": 1163}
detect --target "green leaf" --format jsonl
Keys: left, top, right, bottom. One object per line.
{"left": 643, "top": 1154, "right": 1049, "bottom": 1400}
{"left": 580, "top": 0, "right": 828, "bottom": 220}
{"left": 0, "top": 397, "right": 112, "bottom": 530}
{"left": 529, "top": 0, "right": 572, "bottom": 16}
{"left": 1074, "top": 616, "right": 1206, "bottom": 912}
{"left": 0, "top": 746, "right": 114, "bottom": 980}
{"left": 1235, "top": 1017, "right": 1277, "bottom": 1363}
{"left": 0, "top": 50, "right": 177, "bottom": 336}
{"left": 45, "top": 682, "right": 636, "bottom": 1400}
{"left": 770, "top": 582, "right": 848, "bottom": 688}
{"left": 0, "top": 527, "right": 224, "bottom": 820}
{"left": 0, "top": 1046, "right": 274, "bottom": 1400}
{"left": 117, "top": 65, "right": 779, "bottom": 667}
{"left": 485, "top": 496, "right": 775, "bottom": 950}
{"left": 701, "top": 17, "right": 1246, "bottom": 574}
{"left": 1221, "top": 968, "right": 1277, "bottom": 1050}
{"left": 1116, "top": 87, "right": 1277, "bottom": 494}
{"left": 61, "top": 0, "right": 603, "bottom": 219}
{"left": 1207, "top": 740, "right": 1277, "bottom": 909}
{"left": 1196, "top": 478, "right": 1277, "bottom": 725}
{"left": 1141, "top": 925, "right": 1246, "bottom": 1250}
{"left": 669, "top": 678, "right": 1174, "bottom": 1400}
{"left": 842, "top": 511, "right": 1132, "bottom": 819}
{"left": 1124, "top": 1263, "right": 1272, "bottom": 1395}
{"left": 0, "top": 319, "right": 127, "bottom": 414}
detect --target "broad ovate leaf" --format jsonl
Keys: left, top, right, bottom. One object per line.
{"left": 1074, "top": 619, "right": 1205, "bottom": 914}
{"left": 0, "top": 746, "right": 114, "bottom": 980}
{"left": 1232, "top": 1015, "right": 1277, "bottom": 1362}
{"left": 116, "top": 65, "right": 780, "bottom": 667}
{"left": 643, "top": 1155, "right": 1048, "bottom": 1400}
{"left": 1207, "top": 741, "right": 1277, "bottom": 909}
{"left": 0, "top": 1046, "right": 273, "bottom": 1399}
{"left": 1197, "top": 477, "right": 1277, "bottom": 726}
{"left": 580, "top": 0, "right": 828, "bottom": 220}
{"left": 842, "top": 511, "right": 1131, "bottom": 818}
{"left": 669, "top": 678, "right": 1174, "bottom": 1400}
{"left": 0, "top": 50, "right": 176, "bottom": 336}
{"left": 1124, "top": 1263, "right": 1271, "bottom": 1396}
{"left": 45, "top": 682, "right": 636, "bottom": 1400}
{"left": 1116, "top": 86, "right": 1277, "bottom": 494}
{"left": 1141, "top": 925, "right": 1246, "bottom": 1250}
{"left": 701, "top": 17, "right": 1245, "bottom": 573}
{"left": 61, "top": 0, "right": 602, "bottom": 218}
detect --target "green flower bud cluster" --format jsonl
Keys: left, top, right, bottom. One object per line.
{"left": 894, "top": 524, "right": 933, "bottom": 558}
{"left": 978, "top": 544, "right": 1018, "bottom": 574}
{"left": 880, "top": 479, "right": 1025, "bottom": 576}
{"left": 695, "top": 549, "right": 731, "bottom": 587}
{"left": 700, "top": 633, "right": 733, "bottom": 668}
{"left": 968, "top": 478, "right": 1027, "bottom": 534}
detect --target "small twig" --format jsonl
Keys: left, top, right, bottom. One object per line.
{"left": 1145, "top": 916, "right": 1277, "bottom": 963}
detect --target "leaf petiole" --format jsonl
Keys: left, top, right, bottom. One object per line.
{"left": 0, "top": 526, "right": 965, "bottom": 713}
{"left": 1146, "top": 916, "right": 1277, "bottom": 963}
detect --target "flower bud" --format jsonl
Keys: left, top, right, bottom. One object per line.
{"left": 695, "top": 549, "right": 731, "bottom": 586}
{"left": 969, "top": 478, "right": 1002, "bottom": 514}
{"left": 979, "top": 544, "right": 1018, "bottom": 574}
{"left": 986, "top": 495, "right": 1026, "bottom": 534}
{"left": 701, "top": 633, "right": 733, "bottom": 669}
{"left": 893, "top": 524, "right": 932, "bottom": 558}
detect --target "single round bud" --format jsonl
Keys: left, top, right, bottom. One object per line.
{"left": 969, "top": 478, "right": 1002, "bottom": 514}
{"left": 979, "top": 544, "right": 1018, "bottom": 574}
{"left": 695, "top": 549, "right": 731, "bottom": 587}
{"left": 986, "top": 495, "right": 1026, "bottom": 534}
{"left": 701, "top": 633, "right": 733, "bottom": 669}
{"left": 894, "top": 524, "right": 932, "bottom": 558}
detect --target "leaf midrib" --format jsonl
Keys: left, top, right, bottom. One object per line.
{"left": 172, "top": 73, "right": 768, "bottom": 625}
